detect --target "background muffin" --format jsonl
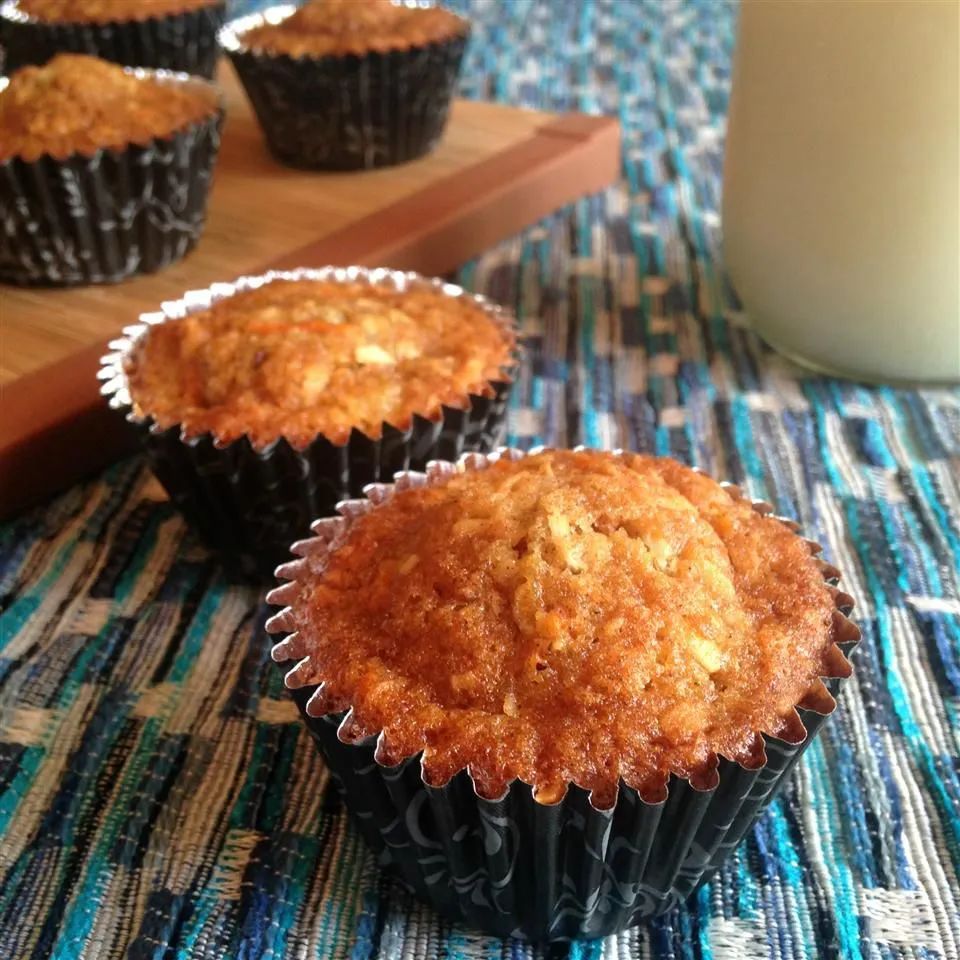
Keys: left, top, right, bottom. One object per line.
{"left": 220, "top": 0, "right": 470, "bottom": 169}
{"left": 239, "top": 0, "right": 466, "bottom": 57}
{"left": 267, "top": 447, "right": 859, "bottom": 940}
{"left": 0, "top": 53, "right": 222, "bottom": 285}
{"left": 100, "top": 267, "right": 518, "bottom": 577}
{"left": 0, "top": 0, "right": 227, "bottom": 77}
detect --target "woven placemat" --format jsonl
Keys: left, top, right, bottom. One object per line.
{"left": 2, "top": 1, "right": 959, "bottom": 958}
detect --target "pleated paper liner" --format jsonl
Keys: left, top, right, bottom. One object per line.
{"left": 0, "top": 68, "right": 222, "bottom": 286}
{"left": 266, "top": 448, "right": 860, "bottom": 941}
{"left": 99, "top": 267, "right": 519, "bottom": 580}
{"left": 0, "top": 0, "right": 227, "bottom": 78}
{"left": 220, "top": 5, "right": 469, "bottom": 170}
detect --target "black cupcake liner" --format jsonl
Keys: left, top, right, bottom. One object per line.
{"left": 99, "top": 267, "right": 519, "bottom": 579}
{"left": 0, "top": 0, "right": 227, "bottom": 78}
{"left": 0, "top": 70, "right": 223, "bottom": 286}
{"left": 219, "top": 5, "right": 469, "bottom": 170}
{"left": 0, "top": 68, "right": 222, "bottom": 286}
{"left": 266, "top": 449, "right": 860, "bottom": 941}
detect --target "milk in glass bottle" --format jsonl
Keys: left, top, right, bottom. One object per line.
{"left": 722, "top": 0, "right": 959, "bottom": 382}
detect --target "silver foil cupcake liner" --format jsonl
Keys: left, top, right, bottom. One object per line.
{"left": 219, "top": 5, "right": 469, "bottom": 170}
{"left": 266, "top": 448, "right": 860, "bottom": 941}
{"left": 99, "top": 267, "right": 519, "bottom": 579}
{"left": 0, "top": 0, "right": 227, "bottom": 78}
{"left": 0, "top": 68, "right": 222, "bottom": 286}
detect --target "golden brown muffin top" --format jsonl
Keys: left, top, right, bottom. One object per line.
{"left": 14, "top": 0, "right": 219, "bottom": 24}
{"left": 125, "top": 277, "right": 514, "bottom": 449}
{"left": 280, "top": 449, "right": 848, "bottom": 807}
{"left": 236, "top": 0, "right": 467, "bottom": 57}
{"left": 0, "top": 54, "right": 217, "bottom": 161}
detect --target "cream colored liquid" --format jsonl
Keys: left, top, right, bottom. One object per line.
{"left": 722, "top": 0, "right": 960, "bottom": 383}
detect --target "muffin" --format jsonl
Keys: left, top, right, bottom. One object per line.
{"left": 0, "top": 0, "right": 227, "bottom": 78}
{"left": 0, "top": 53, "right": 222, "bottom": 285}
{"left": 266, "top": 447, "right": 859, "bottom": 940}
{"left": 220, "top": 0, "right": 470, "bottom": 169}
{"left": 100, "top": 267, "right": 518, "bottom": 576}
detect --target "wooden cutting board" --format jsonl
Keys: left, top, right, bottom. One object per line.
{"left": 0, "top": 62, "right": 620, "bottom": 516}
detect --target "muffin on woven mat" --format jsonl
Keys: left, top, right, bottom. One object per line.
{"left": 0, "top": 53, "right": 222, "bottom": 285}
{"left": 266, "top": 447, "right": 859, "bottom": 940}
{"left": 0, "top": 0, "right": 226, "bottom": 77}
{"left": 100, "top": 267, "right": 518, "bottom": 577}
{"left": 220, "top": 0, "right": 470, "bottom": 169}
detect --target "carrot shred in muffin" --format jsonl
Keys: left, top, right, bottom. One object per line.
{"left": 15, "top": 0, "right": 219, "bottom": 24}
{"left": 124, "top": 278, "right": 515, "bottom": 448}
{"left": 287, "top": 449, "right": 842, "bottom": 807}
{"left": 237, "top": 0, "right": 467, "bottom": 57}
{"left": 0, "top": 54, "right": 216, "bottom": 161}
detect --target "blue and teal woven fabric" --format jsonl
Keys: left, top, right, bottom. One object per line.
{"left": 2, "top": 1, "right": 959, "bottom": 957}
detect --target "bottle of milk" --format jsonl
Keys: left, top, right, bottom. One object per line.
{"left": 722, "top": 0, "right": 959, "bottom": 383}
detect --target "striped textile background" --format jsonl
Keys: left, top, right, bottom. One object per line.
{"left": 2, "top": 1, "right": 959, "bottom": 957}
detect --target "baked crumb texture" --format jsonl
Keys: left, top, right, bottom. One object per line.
{"left": 15, "top": 0, "right": 217, "bottom": 24}
{"left": 272, "top": 449, "right": 856, "bottom": 808}
{"left": 0, "top": 53, "right": 216, "bottom": 161}
{"left": 237, "top": 0, "right": 467, "bottom": 58}
{"left": 125, "top": 277, "right": 515, "bottom": 449}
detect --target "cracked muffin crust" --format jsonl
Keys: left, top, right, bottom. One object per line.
{"left": 0, "top": 54, "right": 217, "bottom": 161}
{"left": 281, "top": 448, "right": 842, "bottom": 807}
{"left": 15, "top": 0, "right": 219, "bottom": 23}
{"left": 235, "top": 0, "right": 467, "bottom": 58}
{"left": 124, "top": 276, "right": 515, "bottom": 449}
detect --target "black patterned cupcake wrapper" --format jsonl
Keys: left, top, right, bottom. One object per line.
{"left": 0, "top": 1, "right": 227, "bottom": 78}
{"left": 266, "top": 450, "right": 861, "bottom": 941}
{"left": 0, "top": 70, "right": 222, "bottom": 286}
{"left": 220, "top": 5, "right": 469, "bottom": 170}
{"left": 99, "top": 267, "right": 519, "bottom": 580}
